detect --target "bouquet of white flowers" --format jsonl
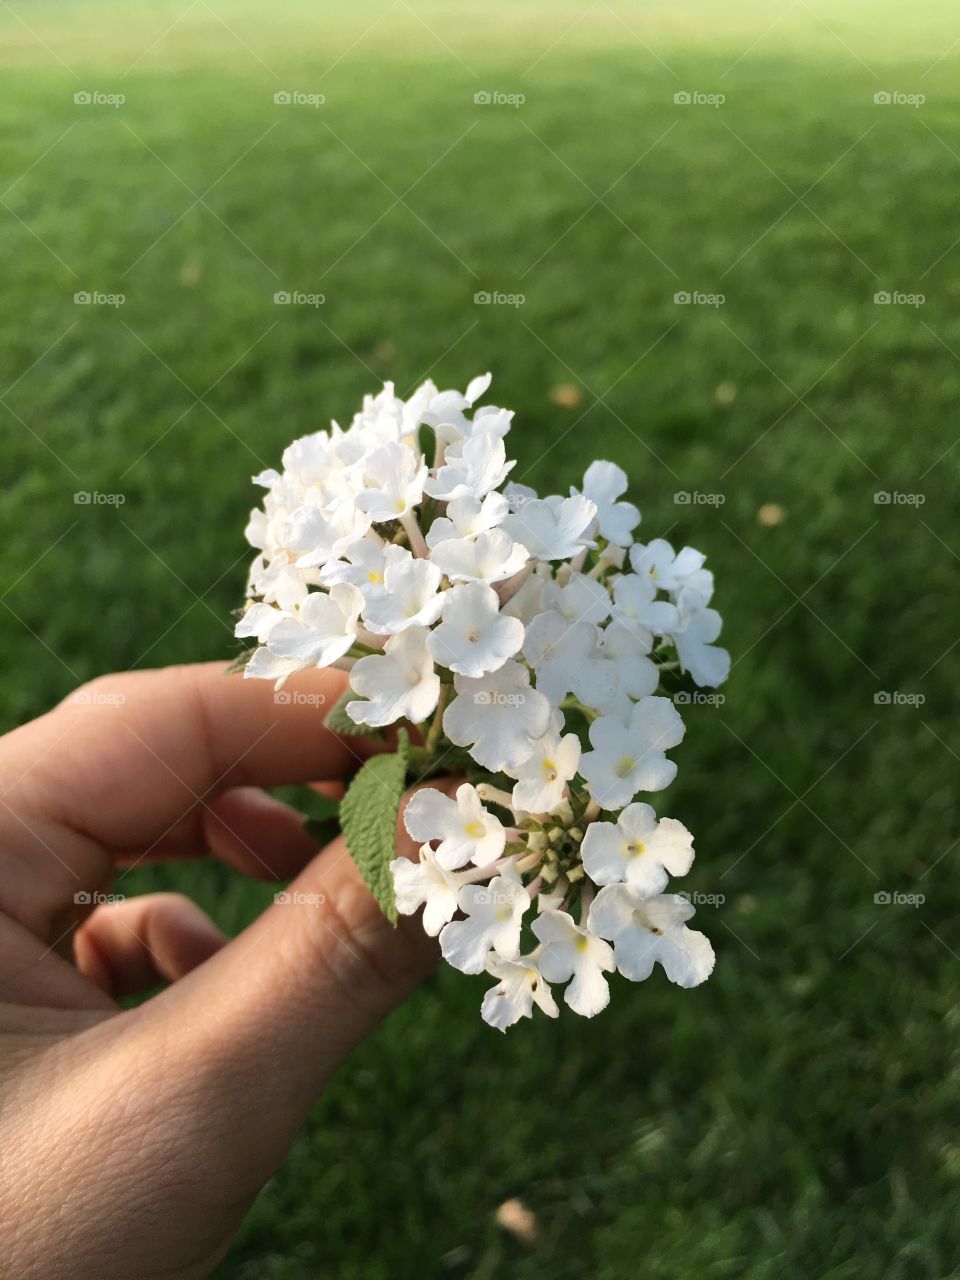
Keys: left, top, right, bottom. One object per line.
{"left": 234, "top": 373, "right": 730, "bottom": 1030}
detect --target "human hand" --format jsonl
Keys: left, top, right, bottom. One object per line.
{"left": 0, "top": 662, "right": 443, "bottom": 1279}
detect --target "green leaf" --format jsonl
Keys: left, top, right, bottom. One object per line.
{"left": 302, "top": 793, "right": 341, "bottom": 847}
{"left": 339, "top": 729, "right": 409, "bottom": 924}
{"left": 224, "top": 648, "right": 253, "bottom": 675}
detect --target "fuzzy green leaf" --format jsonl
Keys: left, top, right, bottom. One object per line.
{"left": 339, "top": 729, "right": 409, "bottom": 923}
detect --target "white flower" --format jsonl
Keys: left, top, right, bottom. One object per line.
{"left": 579, "top": 695, "right": 685, "bottom": 809}
{"left": 356, "top": 442, "right": 427, "bottom": 521}
{"left": 589, "top": 886, "right": 715, "bottom": 987}
{"left": 505, "top": 731, "right": 580, "bottom": 813}
{"left": 403, "top": 782, "right": 505, "bottom": 870}
{"left": 347, "top": 625, "right": 440, "bottom": 727}
{"left": 234, "top": 601, "right": 288, "bottom": 642}
{"left": 596, "top": 620, "right": 659, "bottom": 713}
{"left": 610, "top": 571, "right": 678, "bottom": 638}
{"left": 426, "top": 582, "right": 524, "bottom": 678}
{"left": 443, "top": 661, "right": 551, "bottom": 771}
{"left": 425, "top": 492, "right": 509, "bottom": 548}
{"left": 439, "top": 873, "right": 530, "bottom": 974}
{"left": 425, "top": 432, "right": 514, "bottom": 500}
{"left": 317, "top": 537, "right": 396, "bottom": 590}
{"left": 481, "top": 954, "right": 559, "bottom": 1031}
{"left": 502, "top": 494, "right": 597, "bottom": 560}
{"left": 531, "top": 910, "right": 615, "bottom": 1017}
{"left": 248, "top": 553, "right": 311, "bottom": 611}
{"left": 430, "top": 528, "right": 529, "bottom": 585}
{"left": 283, "top": 503, "right": 372, "bottom": 570}
{"left": 576, "top": 460, "right": 640, "bottom": 547}
{"left": 361, "top": 557, "right": 444, "bottom": 634}
{"left": 580, "top": 802, "right": 694, "bottom": 894}
{"left": 243, "top": 647, "right": 306, "bottom": 687}
{"left": 542, "top": 572, "right": 612, "bottom": 626}
{"left": 260, "top": 583, "right": 363, "bottom": 669}
{"left": 391, "top": 847, "right": 470, "bottom": 935}
{"left": 670, "top": 588, "right": 730, "bottom": 688}
{"left": 630, "top": 539, "right": 714, "bottom": 601}
{"left": 522, "top": 611, "right": 617, "bottom": 709}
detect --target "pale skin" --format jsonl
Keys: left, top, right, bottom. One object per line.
{"left": 0, "top": 662, "right": 447, "bottom": 1279}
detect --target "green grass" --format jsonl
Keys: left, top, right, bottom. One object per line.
{"left": 3, "top": 2, "right": 960, "bottom": 1275}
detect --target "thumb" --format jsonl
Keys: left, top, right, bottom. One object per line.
{"left": 132, "top": 779, "right": 454, "bottom": 1184}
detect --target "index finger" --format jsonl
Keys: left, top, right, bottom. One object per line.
{"left": 0, "top": 661, "right": 374, "bottom": 854}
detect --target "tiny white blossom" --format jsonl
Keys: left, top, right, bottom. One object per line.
{"left": 589, "top": 886, "right": 715, "bottom": 987}
{"left": 670, "top": 588, "right": 730, "bottom": 688}
{"left": 630, "top": 539, "right": 714, "bottom": 601}
{"left": 443, "top": 661, "right": 551, "bottom": 771}
{"left": 424, "top": 492, "right": 509, "bottom": 549}
{"left": 283, "top": 503, "right": 372, "bottom": 570}
{"left": 391, "top": 847, "right": 470, "bottom": 935}
{"left": 430, "top": 528, "right": 529, "bottom": 585}
{"left": 579, "top": 695, "right": 686, "bottom": 809}
{"left": 506, "top": 730, "right": 581, "bottom": 813}
{"left": 596, "top": 620, "right": 659, "bottom": 713}
{"left": 502, "top": 494, "right": 597, "bottom": 561}
{"left": 522, "top": 611, "right": 617, "bottom": 709}
{"left": 481, "top": 953, "right": 559, "bottom": 1031}
{"left": 581, "top": 802, "right": 694, "bottom": 895}
{"left": 542, "top": 572, "right": 612, "bottom": 626}
{"left": 261, "top": 583, "right": 363, "bottom": 670}
{"left": 576, "top": 460, "right": 640, "bottom": 547}
{"left": 347, "top": 625, "right": 440, "bottom": 727}
{"left": 235, "top": 601, "right": 288, "bottom": 642}
{"left": 403, "top": 782, "right": 506, "bottom": 870}
{"left": 531, "top": 910, "right": 615, "bottom": 1017}
{"left": 611, "top": 571, "right": 678, "bottom": 638}
{"left": 356, "top": 442, "right": 427, "bottom": 521}
{"left": 440, "top": 873, "right": 530, "bottom": 974}
{"left": 361, "top": 557, "right": 444, "bottom": 635}
{"left": 425, "top": 432, "right": 514, "bottom": 501}
{"left": 426, "top": 582, "right": 524, "bottom": 678}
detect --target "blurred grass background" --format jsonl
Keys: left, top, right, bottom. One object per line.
{"left": 2, "top": 1, "right": 960, "bottom": 1275}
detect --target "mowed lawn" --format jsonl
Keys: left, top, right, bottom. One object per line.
{"left": 2, "top": 2, "right": 960, "bottom": 1275}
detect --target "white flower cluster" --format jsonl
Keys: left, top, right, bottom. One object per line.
{"left": 238, "top": 372, "right": 729, "bottom": 1031}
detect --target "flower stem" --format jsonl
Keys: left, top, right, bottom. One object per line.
{"left": 424, "top": 685, "right": 449, "bottom": 754}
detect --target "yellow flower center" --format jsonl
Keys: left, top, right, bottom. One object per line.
{"left": 574, "top": 934, "right": 590, "bottom": 952}
{"left": 465, "top": 821, "right": 486, "bottom": 839}
{"left": 624, "top": 840, "right": 646, "bottom": 858}
{"left": 615, "top": 755, "right": 635, "bottom": 779}
{"left": 540, "top": 758, "right": 558, "bottom": 781}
